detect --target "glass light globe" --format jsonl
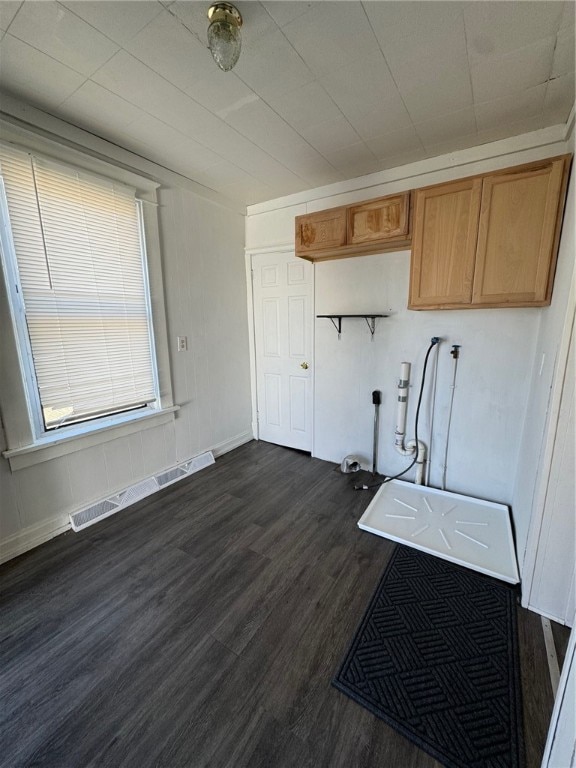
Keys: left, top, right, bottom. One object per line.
{"left": 208, "top": 19, "right": 242, "bottom": 72}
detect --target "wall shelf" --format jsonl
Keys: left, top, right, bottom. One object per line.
{"left": 316, "top": 314, "right": 388, "bottom": 340}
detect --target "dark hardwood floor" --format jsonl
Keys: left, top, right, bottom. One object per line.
{"left": 551, "top": 620, "right": 571, "bottom": 672}
{"left": 0, "top": 441, "right": 555, "bottom": 767}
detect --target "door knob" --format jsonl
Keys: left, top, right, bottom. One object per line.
{"left": 300, "top": 362, "right": 309, "bottom": 369}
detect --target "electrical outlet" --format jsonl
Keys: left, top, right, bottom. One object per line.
{"left": 177, "top": 336, "right": 187, "bottom": 352}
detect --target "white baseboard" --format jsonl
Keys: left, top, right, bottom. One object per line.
{"left": 0, "top": 434, "right": 253, "bottom": 565}
{"left": 528, "top": 604, "right": 574, "bottom": 628}
{"left": 0, "top": 514, "right": 70, "bottom": 565}
{"left": 210, "top": 430, "right": 253, "bottom": 457}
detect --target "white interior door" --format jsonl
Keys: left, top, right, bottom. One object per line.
{"left": 252, "top": 251, "right": 313, "bottom": 451}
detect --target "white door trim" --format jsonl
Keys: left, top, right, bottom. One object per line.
{"left": 246, "top": 247, "right": 315, "bottom": 454}
{"left": 245, "top": 249, "right": 259, "bottom": 441}
{"left": 245, "top": 243, "right": 295, "bottom": 256}
{"left": 245, "top": 245, "right": 295, "bottom": 444}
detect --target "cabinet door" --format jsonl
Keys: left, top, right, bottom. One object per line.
{"left": 409, "top": 178, "right": 482, "bottom": 308}
{"left": 473, "top": 159, "right": 566, "bottom": 306}
{"left": 348, "top": 193, "right": 410, "bottom": 245}
{"left": 295, "top": 207, "right": 346, "bottom": 258}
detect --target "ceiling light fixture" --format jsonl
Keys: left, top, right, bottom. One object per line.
{"left": 207, "top": 2, "right": 243, "bottom": 72}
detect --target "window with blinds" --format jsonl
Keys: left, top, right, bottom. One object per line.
{"left": 0, "top": 146, "right": 158, "bottom": 433}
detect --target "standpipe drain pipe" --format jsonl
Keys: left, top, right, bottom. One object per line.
{"left": 395, "top": 362, "right": 411, "bottom": 452}
{"left": 372, "top": 390, "right": 381, "bottom": 475}
{"left": 394, "top": 361, "right": 427, "bottom": 485}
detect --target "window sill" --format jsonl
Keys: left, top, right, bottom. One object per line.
{"left": 3, "top": 406, "right": 180, "bottom": 471}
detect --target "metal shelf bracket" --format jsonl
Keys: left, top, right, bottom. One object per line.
{"left": 316, "top": 314, "right": 388, "bottom": 341}
{"left": 328, "top": 316, "right": 342, "bottom": 337}
{"left": 364, "top": 316, "right": 377, "bottom": 338}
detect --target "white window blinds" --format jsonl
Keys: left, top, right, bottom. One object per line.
{"left": 0, "top": 147, "right": 157, "bottom": 430}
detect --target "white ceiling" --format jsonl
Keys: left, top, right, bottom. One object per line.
{"left": 0, "top": 1, "right": 574, "bottom": 205}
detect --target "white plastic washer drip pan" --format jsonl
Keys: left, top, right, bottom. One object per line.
{"left": 358, "top": 480, "right": 520, "bottom": 584}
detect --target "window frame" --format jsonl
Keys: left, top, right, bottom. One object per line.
{"left": 0, "top": 173, "right": 45, "bottom": 438}
{"left": 0, "top": 130, "right": 175, "bottom": 470}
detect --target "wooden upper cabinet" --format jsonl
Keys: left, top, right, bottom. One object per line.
{"left": 348, "top": 193, "right": 410, "bottom": 245}
{"left": 295, "top": 206, "right": 346, "bottom": 257}
{"left": 472, "top": 159, "right": 567, "bottom": 306}
{"left": 409, "top": 155, "right": 571, "bottom": 310}
{"left": 409, "top": 179, "right": 482, "bottom": 308}
{"left": 295, "top": 192, "right": 411, "bottom": 261}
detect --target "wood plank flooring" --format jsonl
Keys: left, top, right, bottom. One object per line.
{"left": 0, "top": 441, "right": 556, "bottom": 767}
{"left": 551, "top": 620, "right": 571, "bottom": 672}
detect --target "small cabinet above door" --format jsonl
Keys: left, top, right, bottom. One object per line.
{"left": 295, "top": 192, "right": 411, "bottom": 262}
{"left": 347, "top": 193, "right": 410, "bottom": 245}
{"left": 295, "top": 206, "right": 346, "bottom": 258}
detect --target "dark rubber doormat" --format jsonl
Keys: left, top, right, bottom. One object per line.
{"left": 333, "top": 545, "right": 524, "bottom": 768}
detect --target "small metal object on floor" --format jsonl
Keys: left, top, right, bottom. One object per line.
{"left": 351, "top": 470, "right": 385, "bottom": 489}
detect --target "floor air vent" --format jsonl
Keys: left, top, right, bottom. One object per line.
{"left": 156, "top": 467, "right": 185, "bottom": 486}
{"left": 70, "top": 451, "right": 215, "bottom": 532}
{"left": 121, "top": 477, "right": 158, "bottom": 507}
{"left": 70, "top": 498, "right": 120, "bottom": 531}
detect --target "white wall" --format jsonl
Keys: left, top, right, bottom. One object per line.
{"left": 312, "top": 253, "right": 539, "bottom": 505}
{"left": 0, "top": 108, "right": 251, "bottom": 562}
{"left": 516, "top": 124, "right": 576, "bottom": 616}
{"left": 159, "top": 184, "right": 252, "bottom": 461}
{"left": 246, "top": 127, "right": 572, "bottom": 572}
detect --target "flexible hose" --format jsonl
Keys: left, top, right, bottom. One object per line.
{"left": 355, "top": 339, "right": 439, "bottom": 490}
